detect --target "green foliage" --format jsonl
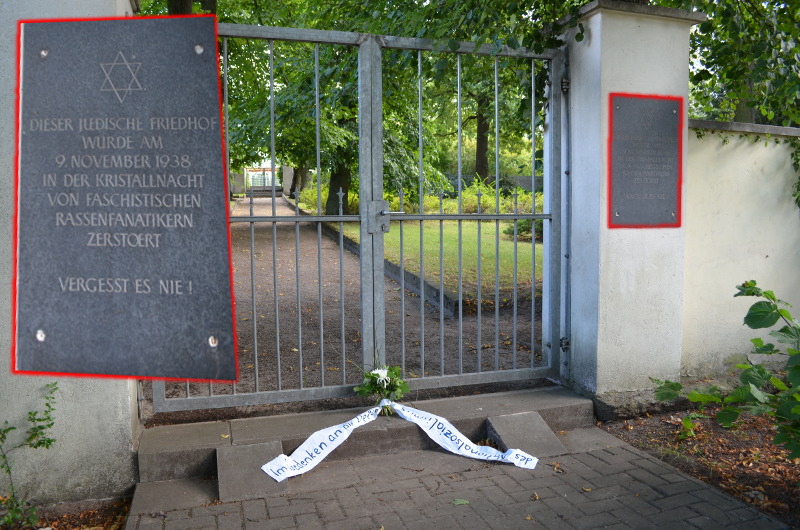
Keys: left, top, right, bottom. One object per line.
{"left": 296, "top": 180, "right": 359, "bottom": 214}
{"left": 658, "top": 1, "right": 799, "bottom": 128}
{"left": 652, "top": 379, "right": 683, "bottom": 402}
{"left": 141, "top": 0, "right": 800, "bottom": 211}
{"left": 652, "top": 281, "right": 800, "bottom": 459}
{"left": 0, "top": 383, "right": 58, "bottom": 528}
{"left": 354, "top": 366, "right": 410, "bottom": 415}
{"left": 678, "top": 413, "right": 708, "bottom": 440}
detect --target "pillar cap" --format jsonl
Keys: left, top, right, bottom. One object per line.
{"left": 580, "top": 0, "right": 707, "bottom": 25}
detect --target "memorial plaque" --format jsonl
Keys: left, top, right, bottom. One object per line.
{"left": 608, "top": 93, "right": 683, "bottom": 228}
{"left": 13, "top": 16, "right": 237, "bottom": 380}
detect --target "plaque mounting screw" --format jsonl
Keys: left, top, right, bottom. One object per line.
{"left": 36, "top": 329, "right": 46, "bottom": 342}
{"left": 195, "top": 45, "right": 204, "bottom": 55}
{"left": 615, "top": 211, "right": 620, "bottom": 217}
{"left": 40, "top": 49, "right": 48, "bottom": 59}
{"left": 208, "top": 336, "right": 218, "bottom": 348}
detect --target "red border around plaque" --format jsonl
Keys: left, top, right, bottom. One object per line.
{"left": 607, "top": 92, "right": 683, "bottom": 229}
{"left": 11, "top": 15, "right": 238, "bottom": 382}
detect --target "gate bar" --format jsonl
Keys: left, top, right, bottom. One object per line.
{"left": 358, "top": 35, "right": 385, "bottom": 371}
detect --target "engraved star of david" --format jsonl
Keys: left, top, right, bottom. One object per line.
{"left": 100, "top": 51, "right": 143, "bottom": 103}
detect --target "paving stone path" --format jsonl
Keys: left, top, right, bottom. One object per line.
{"left": 126, "top": 443, "right": 785, "bottom": 529}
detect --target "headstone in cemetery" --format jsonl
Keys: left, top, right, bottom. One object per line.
{"left": 608, "top": 93, "right": 683, "bottom": 228}
{"left": 12, "top": 16, "right": 237, "bottom": 380}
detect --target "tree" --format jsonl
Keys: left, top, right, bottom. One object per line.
{"left": 163, "top": 0, "right": 216, "bottom": 14}
{"left": 141, "top": 0, "right": 800, "bottom": 208}
{"left": 328, "top": 0, "right": 578, "bottom": 186}
{"left": 658, "top": 0, "right": 799, "bottom": 127}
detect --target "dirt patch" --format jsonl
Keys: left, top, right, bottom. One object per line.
{"left": 35, "top": 498, "right": 130, "bottom": 529}
{"left": 601, "top": 406, "right": 800, "bottom": 528}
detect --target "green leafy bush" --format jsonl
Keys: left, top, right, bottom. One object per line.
{"left": 1, "top": 382, "right": 58, "bottom": 528}
{"left": 503, "top": 192, "right": 544, "bottom": 241}
{"left": 652, "top": 281, "right": 800, "bottom": 458}
{"left": 296, "top": 182, "right": 359, "bottom": 214}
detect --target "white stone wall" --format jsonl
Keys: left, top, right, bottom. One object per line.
{"left": 0, "top": 0, "right": 138, "bottom": 505}
{"left": 681, "top": 128, "right": 800, "bottom": 375}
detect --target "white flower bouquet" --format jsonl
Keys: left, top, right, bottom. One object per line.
{"left": 353, "top": 365, "right": 410, "bottom": 415}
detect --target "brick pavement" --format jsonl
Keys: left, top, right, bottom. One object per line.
{"left": 126, "top": 442, "right": 786, "bottom": 529}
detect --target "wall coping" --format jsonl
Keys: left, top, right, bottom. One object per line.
{"left": 579, "top": 0, "right": 707, "bottom": 25}
{"left": 689, "top": 119, "right": 800, "bottom": 139}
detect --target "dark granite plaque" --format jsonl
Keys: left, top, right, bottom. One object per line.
{"left": 608, "top": 93, "right": 683, "bottom": 228}
{"left": 13, "top": 16, "right": 237, "bottom": 380}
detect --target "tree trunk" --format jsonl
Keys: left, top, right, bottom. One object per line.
{"left": 325, "top": 162, "right": 352, "bottom": 215}
{"left": 734, "top": 100, "right": 755, "bottom": 123}
{"left": 475, "top": 95, "right": 490, "bottom": 184}
{"left": 290, "top": 165, "right": 309, "bottom": 199}
{"left": 168, "top": 0, "right": 216, "bottom": 14}
{"left": 167, "top": 0, "right": 192, "bottom": 14}
{"left": 734, "top": 79, "right": 756, "bottom": 123}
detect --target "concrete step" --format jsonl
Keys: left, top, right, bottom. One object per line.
{"left": 136, "top": 386, "right": 595, "bottom": 484}
{"left": 128, "top": 478, "right": 217, "bottom": 518}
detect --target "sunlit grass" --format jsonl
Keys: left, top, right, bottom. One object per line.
{"left": 336, "top": 220, "right": 542, "bottom": 296}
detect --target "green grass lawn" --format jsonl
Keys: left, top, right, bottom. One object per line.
{"left": 335, "top": 220, "right": 542, "bottom": 296}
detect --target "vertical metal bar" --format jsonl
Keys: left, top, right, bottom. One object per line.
{"left": 493, "top": 56, "right": 500, "bottom": 371}
{"left": 438, "top": 193, "right": 444, "bottom": 376}
{"left": 338, "top": 190, "right": 346, "bottom": 384}
{"left": 314, "top": 44, "right": 325, "bottom": 385}
{"left": 269, "top": 45, "right": 281, "bottom": 389}
{"left": 512, "top": 192, "right": 519, "bottom": 368}
{"left": 417, "top": 50, "right": 425, "bottom": 378}
{"left": 542, "top": 55, "right": 564, "bottom": 373}
{"left": 456, "top": 53, "right": 463, "bottom": 374}
{"left": 399, "top": 188, "right": 406, "bottom": 373}
{"left": 358, "top": 36, "right": 385, "bottom": 371}
{"left": 222, "top": 37, "right": 236, "bottom": 396}
{"left": 270, "top": 41, "right": 277, "bottom": 211}
{"left": 561, "top": 48, "right": 573, "bottom": 381}
{"left": 295, "top": 215, "right": 302, "bottom": 388}
{"left": 316, "top": 44, "right": 322, "bottom": 216}
{"left": 152, "top": 380, "right": 166, "bottom": 412}
{"left": 531, "top": 58, "right": 537, "bottom": 368}
{"left": 476, "top": 189, "right": 482, "bottom": 373}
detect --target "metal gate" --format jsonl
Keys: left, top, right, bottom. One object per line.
{"left": 151, "top": 23, "right": 565, "bottom": 412}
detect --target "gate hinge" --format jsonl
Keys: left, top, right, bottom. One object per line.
{"left": 559, "top": 337, "right": 570, "bottom": 352}
{"left": 561, "top": 77, "right": 570, "bottom": 93}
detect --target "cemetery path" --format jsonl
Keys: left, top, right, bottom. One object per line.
{"left": 224, "top": 196, "right": 540, "bottom": 396}
{"left": 138, "top": 196, "right": 541, "bottom": 423}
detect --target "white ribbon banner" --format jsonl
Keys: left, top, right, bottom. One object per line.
{"left": 262, "top": 399, "right": 538, "bottom": 482}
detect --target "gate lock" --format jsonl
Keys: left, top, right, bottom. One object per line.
{"left": 365, "top": 200, "right": 405, "bottom": 233}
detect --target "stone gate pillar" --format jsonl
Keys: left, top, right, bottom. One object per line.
{"left": 0, "top": 0, "right": 139, "bottom": 507}
{"left": 563, "top": 1, "right": 704, "bottom": 401}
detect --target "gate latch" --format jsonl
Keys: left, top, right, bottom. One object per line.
{"left": 366, "top": 201, "right": 406, "bottom": 233}
{"left": 365, "top": 200, "right": 390, "bottom": 233}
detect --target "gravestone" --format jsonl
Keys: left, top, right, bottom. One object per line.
{"left": 13, "top": 16, "right": 237, "bottom": 380}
